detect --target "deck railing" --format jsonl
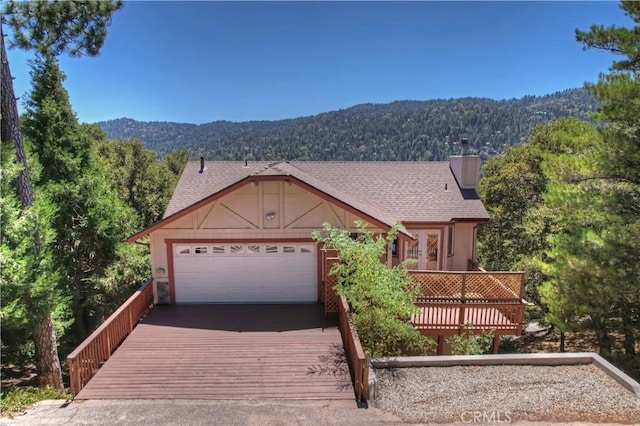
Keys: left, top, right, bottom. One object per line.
{"left": 412, "top": 301, "right": 525, "bottom": 336}
{"left": 337, "top": 295, "right": 369, "bottom": 402}
{"left": 67, "top": 279, "right": 154, "bottom": 394}
{"left": 409, "top": 270, "right": 525, "bottom": 302}
{"left": 408, "top": 270, "right": 526, "bottom": 336}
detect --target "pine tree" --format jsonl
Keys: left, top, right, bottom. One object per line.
{"left": 571, "top": 0, "right": 640, "bottom": 357}
{"left": 1, "top": 0, "right": 123, "bottom": 389}
{"left": 22, "top": 54, "right": 139, "bottom": 341}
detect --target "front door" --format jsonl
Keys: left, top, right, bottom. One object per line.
{"left": 406, "top": 230, "right": 441, "bottom": 270}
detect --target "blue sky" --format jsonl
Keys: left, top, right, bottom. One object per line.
{"left": 4, "top": 1, "right": 633, "bottom": 124}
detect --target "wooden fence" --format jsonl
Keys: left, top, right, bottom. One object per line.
{"left": 337, "top": 295, "right": 369, "bottom": 401}
{"left": 67, "top": 279, "right": 154, "bottom": 394}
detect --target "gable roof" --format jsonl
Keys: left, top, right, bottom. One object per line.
{"left": 126, "top": 160, "right": 488, "bottom": 242}
{"left": 289, "top": 161, "right": 487, "bottom": 223}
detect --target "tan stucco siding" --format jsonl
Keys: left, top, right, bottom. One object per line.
{"left": 451, "top": 222, "right": 475, "bottom": 270}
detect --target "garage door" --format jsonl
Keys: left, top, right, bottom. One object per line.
{"left": 172, "top": 243, "right": 317, "bottom": 303}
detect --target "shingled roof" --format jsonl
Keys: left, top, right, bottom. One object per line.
{"left": 126, "top": 160, "right": 489, "bottom": 242}
{"left": 163, "top": 160, "right": 488, "bottom": 223}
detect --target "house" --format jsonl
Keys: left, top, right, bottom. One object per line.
{"left": 67, "top": 154, "right": 524, "bottom": 396}
{"left": 125, "top": 155, "right": 489, "bottom": 306}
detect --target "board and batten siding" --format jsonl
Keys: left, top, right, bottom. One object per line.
{"left": 148, "top": 180, "right": 385, "bottom": 303}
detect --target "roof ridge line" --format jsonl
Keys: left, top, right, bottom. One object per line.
{"left": 270, "top": 160, "right": 301, "bottom": 174}
{"left": 251, "top": 161, "right": 282, "bottom": 175}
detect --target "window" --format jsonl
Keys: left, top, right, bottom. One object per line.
{"left": 407, "top": 240, "right": 419, "bottom": 260}
{"left": 177, "top": 246, "right": 190, "bottom": 255}
{"left": 283, "top": 246, "right": 296, "bottom": 253}
{"left": 299, "top": 245, "right": 313, "bottom": 254}
{"left": 230, "top": 245, "right": 243, "bottom": 254}
{"left": 447, "top": 225, "right": 455, "bottom": 256}
{"left": 391, "top": 238, "right": 399, "bottom": 256}
{"left": 194, "top": 246, "right": 208, "bottom": 254}
{"left": 265, "top": 245, "right": 278, "bottom": 254}
{"left": 247, "top": 245, "right": 260, "bottom": 254}
{"left": 212, "top": 246, "right": 225, "bottom": 254}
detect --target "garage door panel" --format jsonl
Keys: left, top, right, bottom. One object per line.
{"left": 173, "top": 257, "right": 199, "bottom": 273}
{"left": 173, "top": 243, "right": 317, "bottom": 303}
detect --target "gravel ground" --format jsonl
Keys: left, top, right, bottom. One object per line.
{"left": 373, "top": 364, "right": 640, "bottom": 424}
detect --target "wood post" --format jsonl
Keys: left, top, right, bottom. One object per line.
{"left": 492, "top": 335, "right": 500, "bottom": 354}
{"left": 460, "top": 273, "right": 467, "bottom": 301}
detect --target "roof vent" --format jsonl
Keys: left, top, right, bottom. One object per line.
{"left": 244, "top": 159, "right": 248, "bottom": 168}
{"left": 199, "top": 156, "right": 205, "bottom": 174}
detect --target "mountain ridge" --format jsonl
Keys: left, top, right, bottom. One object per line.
{"left": 98, "top": 88, "right": 599, "bottom": 161}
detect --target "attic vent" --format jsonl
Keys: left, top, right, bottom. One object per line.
{"left": 244, "top": 159, "right": 248, "bottom": 168}
{"left": 199, "top": 156, "right": 205, "bottom": 174}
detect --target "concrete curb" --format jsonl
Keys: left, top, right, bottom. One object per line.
{"left": 369, "top": 352, "right": 640, "bottom": 400}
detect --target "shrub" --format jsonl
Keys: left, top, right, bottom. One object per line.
{"left": 313, "top": 221, "right": 434, "bottom": 357}
{"left": 446, "top": 325, "right": 495, "bottom": 355}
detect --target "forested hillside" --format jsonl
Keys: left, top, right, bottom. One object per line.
{"left": 98, "top": 88, "right": 598, "bottom": 161}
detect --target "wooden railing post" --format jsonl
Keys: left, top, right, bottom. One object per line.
{"left": 515, "top": 305, "right": 524, "bottom": 336}
{"left": 106, "top": 326, "right": 112, "bottom": 355}
{"left": 128, "top": 304, "right": 133, "bottom": 333}
{"left": 362, "top": 352, "right": 370, "bottom": 400}
{"left": 69, "top": 359, "right": 79, "bottom": 395}
{"left": 461, "top": 273, "right": 467, "bottom": 302}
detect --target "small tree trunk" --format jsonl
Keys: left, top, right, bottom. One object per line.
{"left": 1, "top": 28, "right": 34, "bottom": 208}
{"left": 598, "top": 332, "right": 612, "bottom": 358}
{"left": 593, "top": 318, "right": 612, "bottom": 358}
{"left": 559, "top": 331, "right": 565, "bottom": 352}
{"left": 621, "top": 304, "right": 636, "bottom": 358}
{"left": 34, "top": 313, "right": 64, "bottom": 392}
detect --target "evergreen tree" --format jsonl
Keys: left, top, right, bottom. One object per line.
{"left": 478, "top": 118, "right": 598, "bottom": 309}
{"left": 0, "top": 146, "right": 68, "bottom": 391}
{"left": 94, "top": 138, "right": 181, "bottom": 226}
{"left": 507, "top": 1, "right": 640, "bottom": 357}
{"left": 22, "top": 54, "right": 140, "bottom": 341}
{"left": 554, "top": 0, "right": 640, "bottom": 357}
{"left": 533, "top": 122, "right": 616, "bottom": 355}
{"left": 1, "top": 0, "right": 123, "bottom": 390}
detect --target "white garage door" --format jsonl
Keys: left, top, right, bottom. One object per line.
{"left": 172, "top": 243, "right": 317, "bottom": 303}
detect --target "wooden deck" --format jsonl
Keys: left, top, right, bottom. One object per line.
{"left": 76, "top": 304, "right": 353, "bottom": 400}
{"left": 412, "top": 304, "right": 521, "bottom": 335}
